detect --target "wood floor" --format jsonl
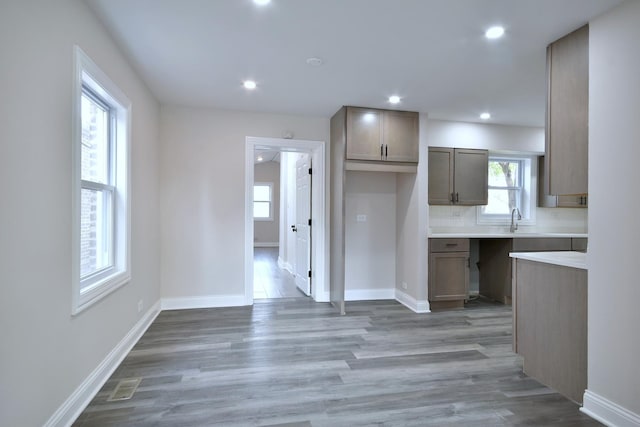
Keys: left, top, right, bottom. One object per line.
{"left": 74, "top": 299, "right": 600, "bottom": 426}
{"left": 254, "top": 247, "right": 305, "bottom": 299}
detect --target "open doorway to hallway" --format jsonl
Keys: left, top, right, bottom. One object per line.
{"left": 245, "top": 136, "right": 327, "bottom": 306}
{"left": 253, "top": 149, "right": 311, "bottom": 300}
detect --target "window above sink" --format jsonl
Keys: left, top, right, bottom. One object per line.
{"left": 477, "top": 154, "right": 536, "bottom": 226}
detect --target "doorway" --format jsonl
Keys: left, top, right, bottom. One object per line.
{"left": 244, "top": 137, "right": 326, "bottom": 305}
{"left": 253, "top": 151, "right": 311, "bottom": 299}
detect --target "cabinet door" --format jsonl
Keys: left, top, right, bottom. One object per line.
{"left": 547, "top": 25, "right": 588, "bottom": 195}
{"left": 428, "top": 252, "right": 469, "bottom": 301}
{"left": 454, "top": 149, "right": 488, "bottom": 205}
{"left": 383, "top": 110, "right": 419, "bottom": 163}
{"left": 557, "top": 194, "right": 588, "bottom": 208}
{"left": 346, "top": 107, "right": 383, "bottom": 161}
{"left": 428, "top": 147, "right": 454, "bottom": 205}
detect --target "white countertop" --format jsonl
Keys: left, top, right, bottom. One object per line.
{"left": 509, "top": 251, "right": 587, "bottom": 270}
{"left": 429, "top": 231, "right": 588, "bottom": 239}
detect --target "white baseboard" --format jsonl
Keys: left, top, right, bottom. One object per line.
{"left": 582, "top": 390, "right": 640, "bottom": 427}
{"left": 345, "top": 288, "right": 395, "bottom": 301}
{"left": 161, "top": 294, "right": 247, "bottom": 310}
{"left": 254, "top": 242, "right": 278, "bottom": 248}
{"left": 395, "top": 289, "right": 430, "bottom": 313}
{"left": 44, "top": 301, "right": 161, "bottom": 427}
{"left": 277, "top": 256, "right": 294, "bottom": 274}
{"left": 314, "top": 291, "right": 330, "bottom": 303}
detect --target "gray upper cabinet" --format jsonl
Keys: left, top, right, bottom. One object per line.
{"left": 428, "top": 147, "right": 488, "bottom": 205}
{"left": 345, "top": 106, "right": 418, "bottom": 163}
{"left": 428, "top": 147, "right": 454, "bottom": 204}
{"left": 546, "top": 24, "right": 589, "bottom": 196}
{"left": 346, "top": 107, "right": 383, "bottom": 161}
{"left": 383, "top": 110, "right": 419, "bottom": 162}
{"left": 538, "top": 156, "right": 587, "bottom": 208}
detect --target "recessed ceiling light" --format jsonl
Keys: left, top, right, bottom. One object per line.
{"left": 243, "top": 80, "right": 257, "bottom": 90}
{"left": 257, "top": 156, "right": 263, "bottom": 162}
{"left": 485, "top": 26, "right": 505, "bottom": 39}
{"left": 306, "top": 57, "right": 324, "bottom": 66}
{"left": 480, "top": 112, "right": 491, "bottom": 120}
{"left": 388, "top": 95, "right": 401, "bottom": 104}
{"left": 253, "top": 0, "right": 271, "bottom": 5}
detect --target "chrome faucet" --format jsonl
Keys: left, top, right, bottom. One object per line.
{"left": 510, "top": 208, "right": 522, "bottom": 233}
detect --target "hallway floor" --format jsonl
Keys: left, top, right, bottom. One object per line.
{"left": 253, "top": 247, "right": 306, "bottom": 299}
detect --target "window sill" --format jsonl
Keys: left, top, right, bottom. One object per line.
{"left": 72, "top": 270, "right": 130, "bottom": 315}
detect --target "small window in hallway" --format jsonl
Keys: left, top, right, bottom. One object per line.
{"left": 253, "top": 183, "right": 273, "bottom": 220}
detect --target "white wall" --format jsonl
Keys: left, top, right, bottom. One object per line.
{"left": 585, "top": 1, "right": 640, "bottom": 423}
{"left": 160, "top": 106, "right": 328, "bottom": 302}
{"left": 426, "top": 119, "right": 545, "bottom": 153}
{"left": 254, "top": 161, "right": 280, "bottom": 245}
{"left": 0, "top": 1, "right": 161, "bottom": 426}
{"left": 396, "top": 114, "right": 430, "bottom": 307}
{"left": 344, "top": 171, "right": 397, "bottom": 297}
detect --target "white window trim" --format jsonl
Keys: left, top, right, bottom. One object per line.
{"left": 477, "top": 154, "right": 537, "bottom": 226}
{"left": 71, "top": 46, "right": 131, "bottom": 315}
{"left": 253, "top": 182, "right": 273, "bottom": 221}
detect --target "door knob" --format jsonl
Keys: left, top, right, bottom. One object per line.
{"left": 291, "top": 225, "right": 298, "bottom": 232}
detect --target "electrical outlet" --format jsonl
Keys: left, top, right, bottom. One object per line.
{"left": 137, "top": 299, "right": 143, "bottom": 313}
{"left": 402, "top": 281, "right": 408, "bottom": 290}
{"left": 356, "top": 214, "right": 367, "bottom": 222}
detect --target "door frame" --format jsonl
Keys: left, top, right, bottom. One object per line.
{"left": 245, "top": 136, "right": 326, "bottom": 304}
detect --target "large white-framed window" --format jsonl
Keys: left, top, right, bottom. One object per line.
{"left": 253, "top": 183, "right": 273, "bottom": 220}
{"left": 477, "top": 154, "right": 536, "bottom": 225}
{"left": 72, "top": 46, "right": 131, "bottom": 314}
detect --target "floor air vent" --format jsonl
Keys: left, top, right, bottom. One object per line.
{"left": 107, "top": 377, "right": 142, "bottom": 401}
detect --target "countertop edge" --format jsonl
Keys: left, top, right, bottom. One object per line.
{"left": 509, "top": 251, "right": 587, "bottom": 270}
{"left": 428, "top": 233, "right": 588, "bottom": 239}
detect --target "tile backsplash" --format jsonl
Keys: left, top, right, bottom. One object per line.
{"left": 428, "top": 205, "right": 587, "bottom": 234}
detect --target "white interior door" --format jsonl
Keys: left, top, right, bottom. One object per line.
{"left": 294, "top": 154, "right": 311, "bottom": 295}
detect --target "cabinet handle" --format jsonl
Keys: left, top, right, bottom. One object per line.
{"left": 380, "top": 144, "right": 383, "bottom": 160}
{"left": 451, "top": 193, "right": 455, "bottom": 203}
{"left": 385, "top": 144, "right": 388, "bottom": 159}
{"left": 456, "top": 193, "right": 459, "bottom": 203}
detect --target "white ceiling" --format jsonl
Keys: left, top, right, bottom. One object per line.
{"left": 85, "top": 0, "right": 621, "bottom": 127}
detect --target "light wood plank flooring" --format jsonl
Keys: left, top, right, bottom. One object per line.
{"left": 74, "top": 299, "right": 600, "bottom": 426}
{"left": 254, "top": 247, "right": 305, "bottom": 299}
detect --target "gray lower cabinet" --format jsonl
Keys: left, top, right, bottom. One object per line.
{"left": 479, "top": 238, "right": 572, "bottom": 304}
{"left": 428, "top": 147, "right": 488, "bottom": 205}
{"left": 572, "top": 237, "right": 588, "bottom": 252}
{"left": 428, "top": 239, "right": 469, "bottom": 310}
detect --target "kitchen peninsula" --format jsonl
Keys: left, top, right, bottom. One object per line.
{"left": 510, "top": 250, "right": 588, "bottom": 404}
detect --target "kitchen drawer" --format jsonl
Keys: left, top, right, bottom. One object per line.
{"left": 512, "top": 238, "right": 571, "bottom": 252}
{"left": 572, "top": 238, "right": 588, "bottom": 252}
{"left": 429, "top": 238, "right": 470, "bottom": 253}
